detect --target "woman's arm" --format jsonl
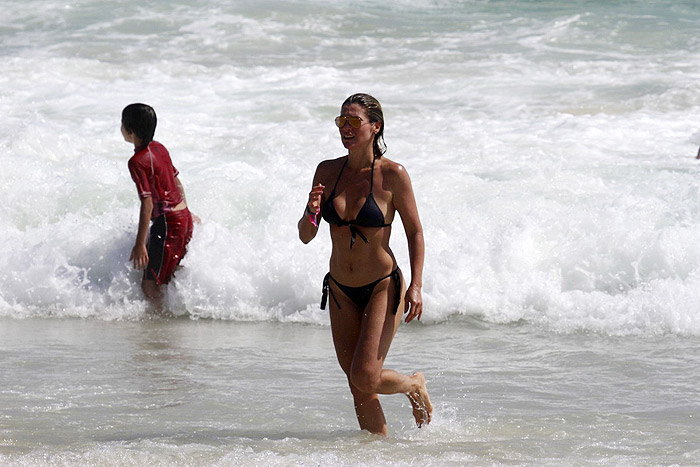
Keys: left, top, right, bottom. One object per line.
{"left": 391, "top": 163, "right": 425, "bottom": 323}
{"left": 298, "top": 165, "right": 326, "bottom": 244}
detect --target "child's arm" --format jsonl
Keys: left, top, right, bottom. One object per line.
{"left": 130, "top": 197, "right": 153, "bottom": 270}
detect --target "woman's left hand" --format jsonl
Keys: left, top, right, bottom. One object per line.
{"left": 404, "top": 284, "right": 423, "bottom": 323}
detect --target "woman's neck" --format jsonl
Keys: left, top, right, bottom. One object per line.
{"left": 347, "top": 148, "right": 374, "bottom": 169}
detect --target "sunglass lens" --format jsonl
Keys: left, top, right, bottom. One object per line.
{"left": 335, "top": 116, "right": 362, "bottom": 129}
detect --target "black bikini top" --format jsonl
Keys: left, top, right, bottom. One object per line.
{"left": 322, "top": 156, "right": 391, "bottom": 248}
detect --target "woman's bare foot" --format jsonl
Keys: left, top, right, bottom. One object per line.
{"left": 405, "top": 372, "right": 433, "bottom": 427}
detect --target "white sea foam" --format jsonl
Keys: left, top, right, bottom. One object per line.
{"left": 1, "top": 0, "right": 700, "bottom": 337}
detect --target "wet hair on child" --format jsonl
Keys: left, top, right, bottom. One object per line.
{"left": 122, "top": 103, "right": 157, "bottom": 143}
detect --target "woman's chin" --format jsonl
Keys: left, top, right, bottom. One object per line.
{"left": 341, "top": 138, "right": 360, "bottom": 150}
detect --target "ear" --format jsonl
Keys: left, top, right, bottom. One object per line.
{"left": 372, "top": 121, "right": 381, "bottom": 135}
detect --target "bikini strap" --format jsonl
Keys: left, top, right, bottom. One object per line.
{"left": 348, "top": 226, "right": 368, "bottom": 249}
{"left": 329, "top": 157, "right": 348, "bottom": 196}
{"left": 321, "top": 273, "right": 341, "bottom": 310}
{"left": 392, "top": 268, "right": 402, "bottom": 315}
{"left": 321, "top": 273, "right": 330, "bottom": 309}
{"left": 369, "top": 157, "right": 376, "bottom": 194}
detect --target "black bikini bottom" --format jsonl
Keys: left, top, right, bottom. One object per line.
{"left": 321, "top": 268, "right": 402, "bottom": 314}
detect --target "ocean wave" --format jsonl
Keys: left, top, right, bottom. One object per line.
{"left": 3, "top": 0, "right": 700, "bottom": 337}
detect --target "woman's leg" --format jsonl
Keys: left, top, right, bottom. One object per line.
{"left": 350, "top": 272, "right": 432, "bottom": 428}
{"left": 329, "top": 273, "right": 432, "bottom": 435}
{"left": 329, "top": 283, "right": 389, "bottom": 435}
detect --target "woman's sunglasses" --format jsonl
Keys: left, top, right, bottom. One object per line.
{"left": 335, "top": 116, "right": 366, "bottom": 129}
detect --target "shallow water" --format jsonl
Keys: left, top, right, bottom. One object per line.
{"left": 1, "top": 318, "right": 699, "bottom": 466}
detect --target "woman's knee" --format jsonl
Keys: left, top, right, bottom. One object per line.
{"left": 349, "top": 366, "right": 381, "bottom": 394}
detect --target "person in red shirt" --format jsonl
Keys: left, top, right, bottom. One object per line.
{"left": 122, "top": 103, "right": 197, "bottom": 312}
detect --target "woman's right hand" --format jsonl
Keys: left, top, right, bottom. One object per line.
{"left": 299, "top": 183, "right": 325, "bottom": 243}
{"left": 307, "top": 184, "right": 325, "bottom": 217}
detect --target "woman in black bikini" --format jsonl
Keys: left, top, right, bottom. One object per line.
{"left": 298, "top": 93, "right": 432, "bottom": 436}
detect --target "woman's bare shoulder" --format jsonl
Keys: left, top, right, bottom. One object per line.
{"left": 313, "top": 155, "right": 346, "bottom": 184}
{"left": 316, "top": 155, "right": 346, "bottom": 172}
{"left": 378, "top": 156, "right": 411, "bottom": 186}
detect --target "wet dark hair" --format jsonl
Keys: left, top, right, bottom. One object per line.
{"left": 342, "top": 93, "right": 386, "bottom": 159}
{"left": 121, "top": 103, "right": 157, "bottom": 143}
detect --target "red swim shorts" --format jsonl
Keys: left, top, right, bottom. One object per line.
{"left": 145, "top": 208, "right": 193, "bottom": 285}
